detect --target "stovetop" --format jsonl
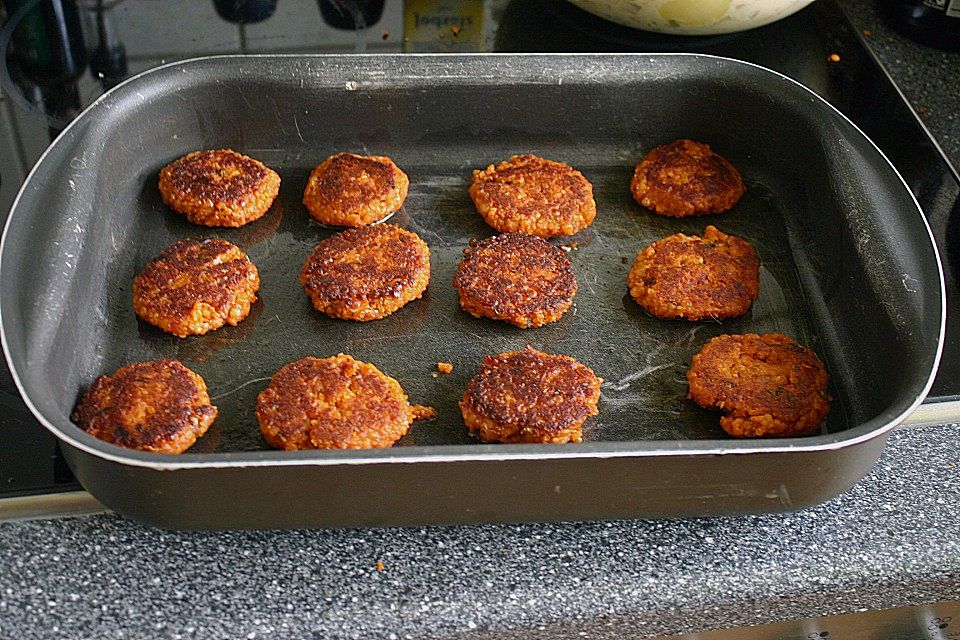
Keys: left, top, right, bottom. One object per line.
{"left": 1, "top": 0, "right": 958, "bottom": 504}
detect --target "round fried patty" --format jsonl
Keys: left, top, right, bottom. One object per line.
{"left": 256, "top": 355, "right": 419, "bottom": 450}
{"left": 627, "top": 225, "right": 759, "bottom": 320}
{"left": 468, "top": 154, "right": 597, "bottom": 238}
{"left": 300, "top": 224, "right": 430, "bottom": 321}
{"left": 687, "top": 333, "right": 831, "bottom": 438}
{"left": 459, "top": 346, "right": 602, "bottom": 444}
{"left": 159, "top": 149, "right": 281, "bottom": 227}
{"left": 72, "top": 359, "right": 217, "bottom": 454}
{"left": 631, "top": 139, "right": 745, "bottom": 217}
{"left": 303, "top": 152, "right": 409, "bottom": 227}
{"left": 133, "top": 238, "right": 260, "bottom": 338}
{"left": 453, "top": 233, "right": 577, "bottom": 328}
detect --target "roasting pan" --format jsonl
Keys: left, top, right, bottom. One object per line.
{"left": 0, "top": 54, "right": 944, "bottom": 529}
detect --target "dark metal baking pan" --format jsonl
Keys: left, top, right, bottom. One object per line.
{"left": 0, "top": 54, "right": 944, "bottom": 529}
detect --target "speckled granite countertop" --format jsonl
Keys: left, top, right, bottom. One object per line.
{"left": 2, "top": 424, "right": 957, "bottom": 640}
{"left": 842, "top": 0, "right": 960, "bottom": 165}
{"left": 1, "top": 2, "right": 959, "bottom": 639}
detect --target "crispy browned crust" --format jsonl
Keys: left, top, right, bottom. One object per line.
{"left": 256, "top": 355, "right": 421, "bottom": 450}
{"left": 71, "top": 359, "right": 217, "bottom": 454}
{"left": 687, "top": 333, "right": 831, "bottom": 438}
{"left": 630, "top": 140, "right": 744, "bottom": 217}
{"left": 158, "top": 149, "right": 281, "bottom": 227}
{"left": 133, "top": 238, "right": 260, "bottom": 338}
{"left": 468, "top": 155, "right": 596, "bottom": 238}
{"left": 300, "top": 224, "right": 430, "bottom": 321}
{"left": 459, "top": 346, "right": 602, "bottom": 444}
{"left": 452, "top": 233, "right": 577, "bottom": 328}
{"left": 303, "top": 153, "right": 409, "bottom": 227}
{"left": 627, "top": 225, "right": 759, "bottom": 320}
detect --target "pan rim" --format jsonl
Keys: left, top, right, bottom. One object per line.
{"left": 0, "top": 52, "right": 945, "bottom": 472}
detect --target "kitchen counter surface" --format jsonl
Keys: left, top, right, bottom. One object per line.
{"left": 1, "top": 423, "right": 957, "bottom": 640}
{"left": 1, "top": 2, "right": 959, "bottom": 639}
{"left": 842, "top": 0, "right": 960, "bottom": 165}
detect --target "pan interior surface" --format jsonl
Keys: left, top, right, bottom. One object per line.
{"left": 0, "top": 55, "right": 942, "bottom": 462}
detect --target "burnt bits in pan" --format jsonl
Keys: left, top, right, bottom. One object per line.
{"left": 300, "top": 224, "right": 431, "bottom": 321}
{"left": 627, "top": 225, "right": 760, "bottom": 320}
{"left": 631, "top": 139, "right": 745, "bottom": 217}
{"left": 302, "top": 152, "right": 410, "bottom": 227}
{"left": 133, "top": 238, "right": 261, "bottom": 338}
{"left": 459, "top": 346, "right": 602, "bottom": 444}
{"left": 256, "top": 354, "right": 433, "bottom": 450}
{"left": 72, "top": 359, "right": 218, "bottom": 454}
{"left": 453, "top": 233, "right": 577, "bottom": 329}
{"left": 687, "top": 333, "right": 831, "bottom": 438}
{"left": 469, "top": 154, "right": 597, "bottom": 238}
{"left": 158, "top": 149, "right": 281, "bottom": 227}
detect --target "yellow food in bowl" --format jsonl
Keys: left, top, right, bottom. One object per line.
{"left": 566, "top": 0, "right": 815, "bottom": 35}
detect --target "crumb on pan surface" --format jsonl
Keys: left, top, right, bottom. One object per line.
{"left": 436, "top": 362, "right": 454, "bottom": 374}
{"left": 158, "top": 149, "right": 280, "bottom": 227}
{"left": 256, "top": 354, "right": 428, "bottom": 450}
{"left": 627, "top": 225, "right": 759, "bottom": 320}
{"left": 132, "top": 238, "right": 260, "bottom": 338}
{"left": 303, "top": 152, "right": 409, "bottom": 227}
{"left": 468, "top": 154, "right": 596, "bottom": 238}
{"left": 72, "top": 359, "right": 217, "bottom": 454}
{"left": 459, "top": 346, "right": 602, "bottom": 444}
{"left": 300, "top": 224, "right": 431, "bottom": 321}
{"left": 410, "top": 404, "right": 438, "bottom": 421}
{"left": 453, "top": 233, "right": 577, "bottom": 329}
{"left": 687, "top": 333, "right": 831, "bottom": 438}
{"left": 630, "top": 139, "right": 744, "bottom": 217}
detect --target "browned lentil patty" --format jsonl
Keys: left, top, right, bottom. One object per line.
{"left": 631, "top": 139, "right": 744, "bottom": 217}
{"left": 256, "top": 354, "right": 428, "bottom": 450}
{"left": 303, "top": 152, "right": 409, "bottom": 227}
{"left": 132, "top": 238, "right": 260, "bottom": 338}
{"left": 300, "top": 224, "right": 430, "bottom": 321}
{"left": 459, "top": 346, "right": 602, "bottom": 444}
{"left": 687, "top": 333, "right": 831, "bottom": 438}
{"left": 72, "top": 359, "right": 217, "bottom": 454}
{"left": 627, "top": 225, "right": 759, "bottom": 320}
{"left": 453, "top": 233, "right": 577, "bottom": 328}
{"left": 468, "top": 154, "right": 596, "bottom": 238}
{"left": 158, "top": 149, "right": 280, "bottom": 227}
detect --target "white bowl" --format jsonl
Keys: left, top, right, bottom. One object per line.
{"left": 566, "top": 0, "right": 816, "bottom": 35}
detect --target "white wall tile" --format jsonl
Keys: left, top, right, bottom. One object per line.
{"left": 111, "top": 0, "right": 241, "bottom": 58}
{"left": 0, "top": 98, "right": 27, "bottom": 224}
{"left": 7, "top": 96, "right": 51, "bottom": 171}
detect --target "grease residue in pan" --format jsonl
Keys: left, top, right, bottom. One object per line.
{"left": 100, "top": 152, "right": 846, "bottom": 453}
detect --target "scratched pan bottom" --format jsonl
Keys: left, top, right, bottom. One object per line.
{"left": 1, "top": 55, "right": 941, "bottom": 527}
{"left": 102, "top": 156, "right": 845, "bottom": 453}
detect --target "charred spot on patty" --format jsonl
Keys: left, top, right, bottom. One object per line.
{"left": 72, "top": 359, "right": 217, "bottom": 454}
{"left": 453, "top": 233, "right": 577, "bottom": 328}
{"left": 459, "top": 346, "right": 602, "bottom": 444}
